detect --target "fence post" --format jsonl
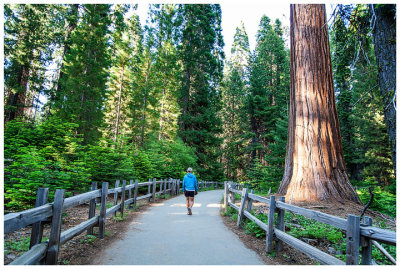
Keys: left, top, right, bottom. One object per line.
{"left": 346, "top": 214, "right": 360, "bottom": 265}
{"left": 87, "top": 182, "right": 97, "bottom": 235}
{"left": 276, "top": 196, "right": 285, "bottom": 252}
{"left": 230, "top": 183, "right": 236, "bottom": 204}
{"left": 163, "top": 179, "right": 167, "bottom": 197}
{"left": 247, "top": 189, "right": 254, "bottom": 213}
{"left": 113, "top": 180, "right": 120, "bottom": 217}
{"left": 177, "top": 179, "right": 180, "bottom": 195}
{"left": 266, "top": 195, "right": 276, "bottom": 253}
{"left": 120, "top": 180, "right": 126, "bottom": 217}
{"left": 29, "top": 188, "right": 49, "bottom": 249}
{"left": 99, "top": 182, "right": 108, "bottom": 239}
{"left": 168, "top": 178, "right": 172, "bottom": 194}
{"left": 152, "top": 178, "right": 156, "bottom": 202}
{"left": 128, "top": 179, "right": 133, "bottom": 209}
{"left": 133, "top": 180, "right": 139, "bottom": 206}
{"left": 361, "top": 216, "right": 373, "bottom": 265}
{"left": 237, "top": 188, "right": 248, "bottom": 227}
{"left": 224, "top": 182, "right": 229, "bottom": 212}
{"left": 148, "top": 178, "right": 152, "bottom": 202}
{"left": 45, "top": 189, "right": 65, "bottom": 265}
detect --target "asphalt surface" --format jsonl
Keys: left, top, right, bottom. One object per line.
{"left": 94, "top": 189, "right": 265, "bottom": 265}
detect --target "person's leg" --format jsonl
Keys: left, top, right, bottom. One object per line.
{"left": 186, "top": 197, "right": 190, "bottom": 209}
{"left": 189, "top": 197, "right": 194, "bottom": 208}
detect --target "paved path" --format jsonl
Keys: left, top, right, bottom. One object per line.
{"left": 94, "top": 190, "right": 265, "bottom": 265}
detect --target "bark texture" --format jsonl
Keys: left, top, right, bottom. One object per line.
{"left": 370, "top": 4, "right": 396, "bottom": 174}
{"left": 278, "top": 4, "right": 361, "bottom": 204}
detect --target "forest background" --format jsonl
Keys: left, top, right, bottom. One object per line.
{"left": 3, "top": 3, "right": 396, "bottom": 217}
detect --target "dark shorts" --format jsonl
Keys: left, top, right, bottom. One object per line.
{"left": 184, "top": 190, "right": 195, "bottom": 197}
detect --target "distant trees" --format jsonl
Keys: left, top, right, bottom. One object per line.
{"left": 221, "top": 22, "right": 250, "bottom": 181}
{"left": 330, "top": 4, "right": 394, "bottom": 189}
{"left": 278, "top": 4, "right": 361, "bottom": 203}
{"left": 369, "top": 4, "right": 396, "bottom": 173}
{"left": 4, "top": 4, "right": 63, "bottom": 123}
{"left": 177, "top": 4, "right": 225, "bottom": 180}
{"left": 54, "top": 4, "right": 112, "bottom": 144}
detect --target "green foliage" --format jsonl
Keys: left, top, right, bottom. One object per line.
{"left": 331, "top": 4, "right": 394, "bottom": 189}
{"left": 54, "top": 4, "right": 112, "bottom": 144}
{"left": 222, "top": 206, "right": 237, "bottom": 216}
{"left": 230, "top": 213, "right": 238, "bottom": 222}
{"left": 80, "top": 234, "right": 96, "bottom": 244}
{"left": 4, "top": 236, "right": 30, "bottom": 253}
{"left": 177, "top": 4, "right": 225, "bottom": 181}
{"left": 246, "top": 158, "right": 268, "bottom": 191}
{"left": 4, "top": 117, "right": 90, "bottom": 210}
{"left": 221, "top": 22, "right": 250, "bottom": 182}
{"left": 112, "top": 215, "right": 127, "bottom": 221}
{"left": 146, "top": 138, "right": 197, "bottom": 179}
{"left": 244, "top": 213, "right": 267, "bottom": 238}
{"left": 356, "top": 187, "right": 396, "bottom": 217}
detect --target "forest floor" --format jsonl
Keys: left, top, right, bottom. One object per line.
{"left": 4, "top": 191, "right": 396, "bottom": 265}
{"left": 221, "top": 195, "right": 396, "bottom": 265}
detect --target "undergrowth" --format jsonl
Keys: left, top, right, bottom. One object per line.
{"left": 223, "top": 205, "right": 396, "bottom": 265}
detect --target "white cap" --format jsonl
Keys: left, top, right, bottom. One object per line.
{"left": 187, "top": 167, "right": 193, "bottom": 172}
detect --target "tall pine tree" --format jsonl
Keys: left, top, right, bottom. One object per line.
{"left": 177, "top": 4, "right": 225, "bottom": 180}
{"left": 54, "top": 4, "right": 112, "bottom": 144}
{"left": 221, "top": 22, "right": 251, "bottom": 181}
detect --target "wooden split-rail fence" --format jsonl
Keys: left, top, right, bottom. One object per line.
{"left": 4, "top": 178, "right": 221, "bottom": 265}
{"left": 224, "top": 182, "right": 396, "bottom": 265}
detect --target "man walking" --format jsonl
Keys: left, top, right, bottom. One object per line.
{"left": 182, "top": 167, "right": 198, "bottom": 215}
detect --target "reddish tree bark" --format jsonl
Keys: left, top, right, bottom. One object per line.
{"left": 278, "top": 4, "right": 361, "bottom": 204}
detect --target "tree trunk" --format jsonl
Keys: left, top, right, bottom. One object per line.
{"left": 114, "top": 66, "right": 124, "bottom": 144}
{"left": 278, "top": 4, "right": 361, "bottom": 204}
{"left": 369, "top": 4, "right": 396, "bottom": 174}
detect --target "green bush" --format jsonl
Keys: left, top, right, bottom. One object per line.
{"left": 4, "top": 118, "right": 90, "bottom": 210}
{"left": 356, "top": 187, "right": 396, "bottom": 217}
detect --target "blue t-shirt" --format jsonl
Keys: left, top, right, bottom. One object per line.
{"left": 183, "top": 173, "right": 198, "bottom": 192}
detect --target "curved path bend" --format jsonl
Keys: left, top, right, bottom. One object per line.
{"left": 94, "top": 189, "right": 265, "bottom": 265}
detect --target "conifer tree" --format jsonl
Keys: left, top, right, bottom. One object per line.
{"left": 331, "top": 13, "right": 354, "bottom": 175}
{"left": 247, "top": 16, "right": 289, "bottom": 174}
{"left": 148, "top": 4, "right": 182, "bottom": 142}
{"left": 54, "top": 4, "right": 112, "bottom": 144}
{"left": 103, "top": 6, "right": 143, "bottom": 145}
{"left": 177, "top": 4, "right": 225, "bottom": 180}
{"left": 369, "top": 4, "right": 396, "bottom": 173}
{"left": 4, "top": 4, "right": 63, "bottom": 124}
{"left": 221, "top": 22, "right": 251, "bottom": 180}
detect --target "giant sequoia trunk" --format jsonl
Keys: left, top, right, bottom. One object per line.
{"left": 278, "top": 4, "right": 361, "bottom": 204}
{"left": 370, "top": 4, "right": 396, "bottom": 174}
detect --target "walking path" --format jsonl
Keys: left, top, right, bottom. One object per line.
{"left": 94, "top": 190, "right": 265, "bottom": 265}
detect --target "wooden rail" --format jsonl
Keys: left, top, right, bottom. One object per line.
{"left": 4, "top": 178, "right": 222, "bottom": 265}
{"left": 224, "top": 181, "right": 396, "bottom": 265}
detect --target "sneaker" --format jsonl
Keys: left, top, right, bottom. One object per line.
{"left": 188, "top": 208, "right": 192, "bottom": 215}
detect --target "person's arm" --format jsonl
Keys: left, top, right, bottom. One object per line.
{"left": 194, "top": 177, "right": 198, "bottom": 192}
{"left": 182, "top": 177, "right": 185, "bottom": 193}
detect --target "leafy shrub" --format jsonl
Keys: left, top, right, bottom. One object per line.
{"left": 356, "top": 187, "right": 396, "bottom": 217}
{"left": 4, "top": 118, "right": 90, "bottom": 210}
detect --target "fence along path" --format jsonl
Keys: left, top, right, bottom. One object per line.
{"left": 4, "top": 178, "right": 221, "bottom": 265}
{"left": 225, "top": 182, "right": 396, "bottom": 265}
